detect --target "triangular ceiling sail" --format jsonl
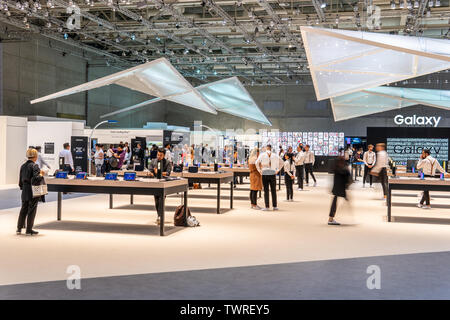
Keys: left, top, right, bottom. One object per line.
{"left": 101, "top": 77, "right": 272, "bottom": 126}
{"left": 300, "top": 27, "right": 450, "bottom": 100}
{"left": 331, "top": 87, "right": 450, "bottom": 121}
{"left": 30, "top": 57, "right": 217, "bottom": 115}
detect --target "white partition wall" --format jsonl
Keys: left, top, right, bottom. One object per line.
{"left": 27, "top": 121, "right": 84, "bottom": 171}
{"left": 0, "top": 116, "right": 28, "bottom": 185}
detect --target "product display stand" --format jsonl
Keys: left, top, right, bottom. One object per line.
{"left": 46, "top": 177, "right": 189, "bottom": 236}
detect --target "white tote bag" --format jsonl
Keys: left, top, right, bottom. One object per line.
{"left": 32, "top": 181, "right": 48, "bottom": 198}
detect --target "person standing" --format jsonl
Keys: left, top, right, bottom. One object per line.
{"left": 165, "top": 144, "right": 173, "bottom": 163}
{"left": 248, "top": 148, "right": 262, "bottom": 210}
{"left": 149, "top": 148, "right": 173, "bottom": 224}
{"left": 295, "top": 144, "right": 305, "bottom": 191}
{"left": 416, "top": 149, "right": 445, "bottom": 209}
{"left": 284, "top": 153, "right": 295, "bottom": 202}
{"left": 113, "top": 144, "right": 126, "bottom": 169}
{"left": 134, "top": 143, "right": 145, "bottom": 169}
{"left": 370, "top": 143, "right": 389, "bottom": 200}
{"left": 363, "top": 144, "right": 376, "bottom": 188}
{"left": 328, "top": 156, "right": 352, "bottom": 226}
{"left": 17, "top": 148, "right": 45, "bottom": 236}
{"left": 304, "top": 145, "right": 317, "bottom": 187}
{"left": 93, "top": 144, "right": 104, "bottom": 177}
{"left": 35, "top": 146, "right": 50, "bottom": 171}
{"left": 58, "top": 142, "right": 74, "bottom": 174}
{"left": 255, "top": 145, "right": 283, "bottom": 211}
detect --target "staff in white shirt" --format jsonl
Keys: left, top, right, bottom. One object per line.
{"left": 255, "top": 145, "right": 283, "bottom": 211}
{"left": 416, "top": 149, "right": 446, "bottom": 209}
{"left": 371, "top": 143, "right": 389, "bottom": 199}
{"left": 94, "top": 144, "right": 104, "bottom": 177}
{"left": 363, "top": 144, "right": 376, "bottom": 188}
{"left": 58, "top": 142, "right": 74, "bottom": 174}
{"left": 295, "top": 145, "right": 305, "bottom": 190}
{"left": 283, "top": 153, "right": 296, "bottom": 201}
{"left": 304, "top": 145, "right": 317, "bottom": 186}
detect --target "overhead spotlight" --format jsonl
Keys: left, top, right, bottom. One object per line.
{"left": 222, "top": 19, "right": 227, "bottom": 25}
{"left": 130, "top": 33, "right": 136, "bottom": 41}
{"left": 46, "top": 22, "right": 51, "bottom": 28}
{"left": 213, "top": 70, "right": 217, "bottom": 75}
{"left": 428, "top": 0, "right": 433, "bottom": 6}
{"left": 142, "top": 49, "right": 147, "bottom": 55}
{"left": 23, "top": 16, "right": 27, "bottom": 23}
{"left": 122, "top": 51, "right": 126, "bottom": 56}
{"left": 63, "top": 33, "right": 68, "bottom": 39}
{"left": 399, "top": 0, "right": 404, "bottom": 9}
{"left": 413, "top": 0, "right": 419, "bottom": 7}
{"left": 406, "top": 0, "right": 412, "bottom": 9}
{"left": 248, "top": 10, "right": 253, "bottom": 18}
{"left": 155, "top": 36, "right": 161, "bottom": 41}
{"left": 115, "top": 36, "right": 120, "bottom": 43}
{"left": 183, "top": 48, "right": 189, "bottom": 55}
{"left": 320, "top": 0, "right": 326, "bottom": 9}
{"left": 335, "top": 15, "right": 339, "bottom": 24}
{"left": 390, "top": 0, "right": 396, "bottom": 8}
{"left": 426, "top": 7, "right": 431, "bottom": 16}
{"left": 435, "top": 0, "right": 440, "bottom": 6}
{"left": 196, "top": 69, "right": 200, "bottom": 74}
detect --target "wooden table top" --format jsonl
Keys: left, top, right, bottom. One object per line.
{"left": 45, "top": 177, "right": 188, "bottom": 189}
{"left": 389, "top": 178, "right": 450, "bottom": 186}
{"left": 171, "top": 171, "right": 233, "bottom": 179}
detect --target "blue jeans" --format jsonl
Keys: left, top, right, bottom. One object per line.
{"left": 95, "top": 164, "right": 103, "bottom": 177}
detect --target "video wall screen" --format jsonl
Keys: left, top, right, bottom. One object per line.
{"left": 367, "top": 127, "right": 450, "bottom": 165}
{"left": 262, "top": 131, "right": 345, "bottom": 156}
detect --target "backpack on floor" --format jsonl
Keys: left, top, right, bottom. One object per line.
{"left": 174, "top": 205, "right": 200, "bottom": 227}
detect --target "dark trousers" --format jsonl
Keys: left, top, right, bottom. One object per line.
{"left": 285, "top": 174, "right": 294, "bottom": 200}
{"left": 329, "top": 195, "right": 339, "bottom": 218}
{"left": 17, "top": 198, "right": 39, "bottom": 231}
{"left": 63, "top": 164, "right": 73, "bottom": 175}
{"left": 154, "top": 195, "right": 166, "bottom": 217}
{"left": 262, "top": 174, "right": 277, "bottom": 208}
{"left": 379, "top": 167, "right": 388, "bottom": 196}
{"left": 296, "top": 165, "right": 304, "bottom": 189}
{"left": 250, "top": 190, "right": 258, "bottom": 205}
{"left": 363, "top": 165, "right": 373, "bottom": 185}
{"left": 305, "top": 163, "right": 316, "bottom": 184}
{"left": 420, "top": 191, "right": 430, "bottom": 205}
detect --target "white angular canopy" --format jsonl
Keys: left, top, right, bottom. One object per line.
{"left": 300, "top": 27, "right": 450, "bottom": 101}
{"left": 101, "top": 77, "right": 272, "bottom": 126}
{"left": 331, "top": 87, "right": 450, "bottom": 121}
{"left": 30, "top": 57, "right": 217, "bottom": 114}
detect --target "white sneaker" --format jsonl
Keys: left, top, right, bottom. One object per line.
{"left": 251, "top": 205, "right": 262, "bottom": 210}
{"left": 370, "top": 185, "right": 374, "bottom": 188}
{"left": 289, "top": 199, "right": 294, "bottom": 202}
{"left": 261, "top": 208, "right": 270, "bottom": 211}
{"left": 363, "top": 184, "right": 365, "bottom": 188}
{"left": 423, "top": 205, "right": 431, "bottom": 209}
{"left": 328, "top": 219, "right": 341, "bottom": 225}
{"left": 297, "top": 188, "right": 303, "bottom": 191}
{"left": 305, "top": 183, "right": 309, "bottom": 186}
{"left": 273, "top": 207, "right": 279, "bottom": 211}
{"left": 417, "top": 203, "right": 423, "bottom": 208}
{"left": 284, "top": 199, "right": 290, "bottom": 202}
{"left": 313, "top": 182, "right": 317, "bottom": 187}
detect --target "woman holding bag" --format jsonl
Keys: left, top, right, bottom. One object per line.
{"left": 17, "top": 148, "right": 45, "bottom": 236}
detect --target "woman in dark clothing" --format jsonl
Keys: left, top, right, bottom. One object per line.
{"left": 17, "top": 148, "right": 44, "bottom": 236}
{"left": 328, "top": 156, "right": 352, "bottom": 226}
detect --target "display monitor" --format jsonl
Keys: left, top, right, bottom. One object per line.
{"left": 123, "top": 172, "right": 136, "bottom": 181}
{"left": 55, "top": 171, "right": 68, "bottom": 179}
{"left": 75, "top": 172, "right": 87, "bottom": 180}
{"left": 105, "top": 173, "right": 118, "bottom": 181}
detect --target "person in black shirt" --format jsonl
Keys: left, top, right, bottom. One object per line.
{"left": 148, "top": 148, "right": 172, "bottom": 225}
{"left": 328, "top": 156, "right": 352, "bottom": 226}
{"left": 17, "top": 148, "right": 45, "bottom": 236}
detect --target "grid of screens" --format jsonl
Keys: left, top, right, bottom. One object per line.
{"left": 262, "top": 131, "right": 345, "bottom": 156}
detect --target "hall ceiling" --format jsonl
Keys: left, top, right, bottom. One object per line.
{"left": 0, "top": 0, "right": 449, "bottom": 85}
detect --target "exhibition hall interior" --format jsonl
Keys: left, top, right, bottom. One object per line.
{"left": 1, "top": 0, "right": 450, "bottom": 303}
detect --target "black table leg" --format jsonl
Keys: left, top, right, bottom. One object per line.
{"left": 217, "top": 182, "right": 221, "bottom": 214}
{"left": 57, "top": 192, "right": 62, "bottom": 221}
{"left": 109, "top": 194, "right": 113, "bottom": 209}
{"left": 230, "top": 181, "right": 233, "bottom": 209}
{"left": 258, "top": 190, "right": 261, "bottom": 198}
{"left": 159, "top": 195, "right": 165, "bottom": 236}
{"left": 130, "top": 194, "right": 134, "bottom": 205}
{"left": 184, "top": 190, "right": 188, "bottom": 227}
{"left": 388, "top": 186, "right": 392, "bottom": 222}
{"left": 278, "top": 173, "right": 281, "bottom": 190}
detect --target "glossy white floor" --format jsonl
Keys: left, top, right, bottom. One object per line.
{"left": 1, "top": 172, "right": 450, "bottom": 286}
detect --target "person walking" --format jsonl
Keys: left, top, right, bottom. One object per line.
{"left": 304, "top": 145, "right": 317, "bottom": 187}
{"left": 58, "top": 142, "right": 74, "bottom": 174}
{"left": 284, "top": 153, "right": 296, "bottom": 202}
{"left": 295, "top": 144, "right": 305, "bottom": 191}
{"left": 255, "top": 145, "right": 283, "bottom": 211}
{"left": 363, "top": 144, "right": 376, "bottom": 188}
{"left": 370, "top": 143, "right": 389, "bottom": 200}
{"left": 17, "top": 148, "right": 45, "bottom": 236}
{"left": 328, "top": 156, "right": 352, "bottom": 226}
{"left": 248, "top": 148, "right": 262, "bottom": 210}
{"left": 149, "top": 148, "right": 173, "bottom": 224}
{"left": 417, "top": 149, "right": 446, "bottom": 209}
{"left": 93, "top": 144, "right": 104, "bottom": 177}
